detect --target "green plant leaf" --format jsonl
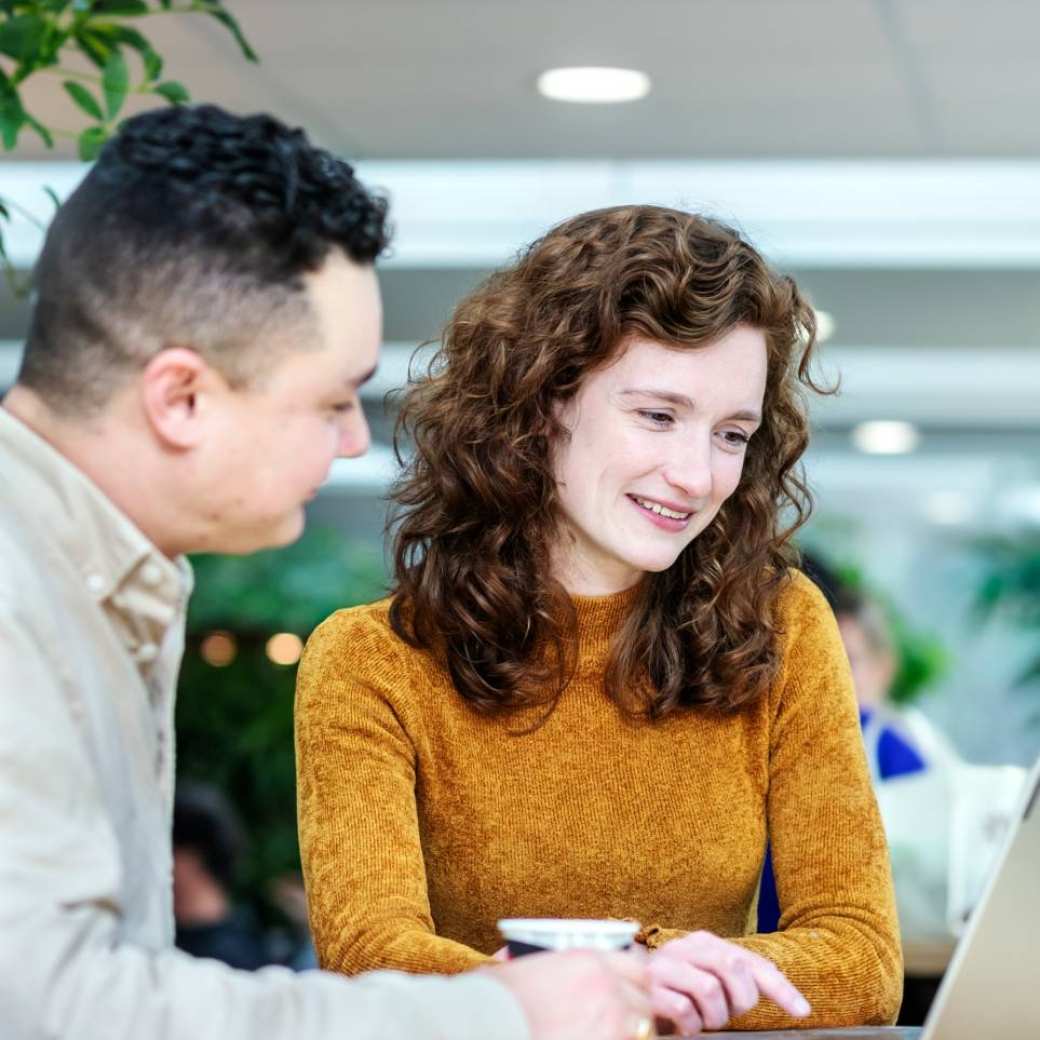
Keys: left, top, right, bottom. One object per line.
{"left": 42, "top": 185, "right": 60, "bottom": 210}
{"left": 63, "top": 79, "right": 104, "bottom": 120}
{"left": 0, "top": 84, "right": 23, "bottom": 150}
{"left": 144, "top": 46, "right": 162, "bottom": 81}
{"left": 23, "top": 110, "right": 53, "bottom": 147}
{"left": 74, "top": 27, "right": 112, "bottom": 69}
{"left": 105, "top": 24, "right": 162, "bottom": 81}
{"left": 0, "top": 91, "right": 22, "bottom": 150}
{"left": 0, "top": 14, "right": 48, "bottom": 63}
{"left": 101, "top": 48, "right": 128, "bottom": 119}
{"left": 77, "top": 124, "right": 108, "bottom": 161}
{"left": 202, "top": 4, "right": 258, "bottom": 62}
{"left": 91, "top": 0, "right": 150, "bottom": 14}
{"left": 153, "top": 79, "right": 189, "bottom": 104}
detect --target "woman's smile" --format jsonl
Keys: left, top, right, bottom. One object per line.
{"left": 626, "top": 493, "right": 694, "bottom": 532}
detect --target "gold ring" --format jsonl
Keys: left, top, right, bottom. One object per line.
{"left": 633, "top": 1017, "right": 654, "bottom": 1040}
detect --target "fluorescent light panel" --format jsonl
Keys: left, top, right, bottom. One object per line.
{"left": 11, "top": 160, "right": 1040, "bottom": 268}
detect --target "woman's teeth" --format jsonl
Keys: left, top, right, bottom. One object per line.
{"left": 633, "top": 496, "right": 690, "bottom": 520}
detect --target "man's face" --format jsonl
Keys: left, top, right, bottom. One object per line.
{"left": 196, "top": 251, "right": 382, "bottom": 553}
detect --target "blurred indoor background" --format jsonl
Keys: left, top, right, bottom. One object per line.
{"left": 2, "top": 0, "right": 1039, "bottom": 987}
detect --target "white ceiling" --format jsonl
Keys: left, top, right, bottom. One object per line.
{"left": 3, "top": 0, "right": 1040, "bottom": 532}
{"left": 10, "top": 0, "right": 1040, "bottom": 161}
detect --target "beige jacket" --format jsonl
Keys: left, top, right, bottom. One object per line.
{"left": 0, "top": 406, "right": 527, "bottom": 1040}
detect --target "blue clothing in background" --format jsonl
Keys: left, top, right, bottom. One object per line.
{"left": 756, "top": 708, "right": 927, "bottom": 933}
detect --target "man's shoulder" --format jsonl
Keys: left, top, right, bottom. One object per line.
{"left": 0, "top": 505, "right": 46, "bottom": 611}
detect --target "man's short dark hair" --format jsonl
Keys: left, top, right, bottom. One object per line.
{"left": 19, "top": 104, "right": 390, "bottom": 414}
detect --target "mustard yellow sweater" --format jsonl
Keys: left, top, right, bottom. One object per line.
{"left": 295, "top": 572, "right": 902, "bottom": 1030}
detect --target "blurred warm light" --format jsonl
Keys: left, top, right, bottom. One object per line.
{"left": 200, "top": 630, "right": 237, "bottom": 667}
{"left": 266, "top": 632, "right": 304, "bottom": 666}
{"left": 536, "top": 67, "right": 651, "bottom": 104}
{"left": 814, "top": 309, "right": 836, "bottom": 342}
{"left": 851, "top": 420, "right": 920, "bottom": 455}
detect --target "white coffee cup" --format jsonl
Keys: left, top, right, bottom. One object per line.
{"left": 497, "top": 917, "right": 640, "bottom": 957}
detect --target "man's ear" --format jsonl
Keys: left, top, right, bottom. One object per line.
{"left": 140, "top": 347, "right": 225, "bottom": 449}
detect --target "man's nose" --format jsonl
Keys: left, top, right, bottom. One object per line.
{"left": 339, "top": 409, "right": 370, "bottom": 458}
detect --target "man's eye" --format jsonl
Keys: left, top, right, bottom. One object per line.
{"left": 331, "top": 402, "right": 354, "bottom": 414}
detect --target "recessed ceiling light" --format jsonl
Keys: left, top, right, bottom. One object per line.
{"left": 850, "top": 420, "right": 920, "bottom": 455}
{"left": 537, "top": 67, "right": 651, "bottom": 104}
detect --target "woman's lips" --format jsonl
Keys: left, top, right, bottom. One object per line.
{"left": 626, "top": 494, "right": 693, "bottom": 532}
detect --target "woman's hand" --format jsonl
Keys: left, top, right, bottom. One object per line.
{"left": 647, "top": 930, "right": 810, "bottom": 1035}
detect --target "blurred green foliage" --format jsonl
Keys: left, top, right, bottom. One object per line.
{"left": 0, "top": 0, "right": 256, "bottom": 289}
{"left": 175, "top": 528, "right": 386, "bottom": 906}
{"left": 886, "top": 607, "right": 950, "bottom": 707}
{"left": 975, "top": 536, "right": 1040, "bottom": 711}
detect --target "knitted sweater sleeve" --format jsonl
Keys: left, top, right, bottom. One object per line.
{"left": 641, "top": 574, "right": 904, "bottom": 1030}
{"left": 295, "top": 607, "right": 489, "bottom": 976}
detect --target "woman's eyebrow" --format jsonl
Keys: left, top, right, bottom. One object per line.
{"left": 617, "top": 387, "right": 694, "bottom": 407}
{"left": 616, "top": 387, "right": 761, "bottom": 423}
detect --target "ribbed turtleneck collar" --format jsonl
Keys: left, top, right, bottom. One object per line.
{"left": 567, "top": 582, "right": 643, "bottom": 679}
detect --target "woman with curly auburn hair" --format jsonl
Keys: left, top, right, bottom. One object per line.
{"left": 295, "top": 205, "right": 903, "bottom": 1034}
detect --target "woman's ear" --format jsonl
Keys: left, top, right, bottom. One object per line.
{"left": 139, "top": 347, "right": 224, "bottom": 449}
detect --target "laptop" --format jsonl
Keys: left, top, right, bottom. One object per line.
{"left": 921, "top": 752, "right": 1040, "bottom": 1038}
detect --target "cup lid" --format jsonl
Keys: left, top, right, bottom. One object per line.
{"left": 497, "top": 918, "right": 639, "bottom": 950}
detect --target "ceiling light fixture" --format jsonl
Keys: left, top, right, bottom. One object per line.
{"left": 537, "top": 66, "right": 651, "bottom": 104}
{"left": 850, "top": 420, "right": 920, "bottom": 455}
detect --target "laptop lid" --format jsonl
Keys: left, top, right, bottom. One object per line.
{"left": 922, "top": 754, "right": 1040, "bottom": 1039}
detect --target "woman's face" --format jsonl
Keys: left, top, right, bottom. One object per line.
{"left": 550, "top": 327, "right": 768, "bottom": 595}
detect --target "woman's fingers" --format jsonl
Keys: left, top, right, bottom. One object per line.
{"left": 648, "top": 955, "right": 729, "bottom": 1030}
{"left": 650, "top": 982, "right": 704, "bottom": 1036}
{"left": 712, "top": 951, "right": 758, "bottom": 1017}
{"left": 649, "top": 931, "right": 811, "bottom": 1030}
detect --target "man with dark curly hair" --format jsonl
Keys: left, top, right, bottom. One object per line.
{"left": 0, "top": 105, "right": 651, "bottom": 1040}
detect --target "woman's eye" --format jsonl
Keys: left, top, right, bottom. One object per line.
{"left": 638, "top": 409, "right": 674, "bottom": 426}
{"left": 721, "top": 429, "right": 750, "bottom": 446}
{"left": 331, "top": 401, "right": 354, "bottom": 414}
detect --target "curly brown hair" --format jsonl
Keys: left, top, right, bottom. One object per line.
{"left": 389, "top": 205, "right": 826, "bottom": 717}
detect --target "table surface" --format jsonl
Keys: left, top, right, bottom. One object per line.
{"left": 693, "top": 1030, "right": 920, "bottom": 1039}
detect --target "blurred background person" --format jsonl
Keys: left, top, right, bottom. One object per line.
{"left": 798, "top": 554, "right": 1026, "bottom": 1025}
{"left": 173, "top": 783, "right": 274, "bottom": 971}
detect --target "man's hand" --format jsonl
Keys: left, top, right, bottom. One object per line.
{"left": 647, "top": 931, "right": 810, "bottom": 1034}
{"left": 489, "top": 949, "right": 652, "bottom": 1040}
